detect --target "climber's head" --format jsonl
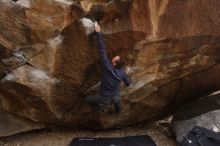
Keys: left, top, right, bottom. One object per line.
{"left": 112, "top": 55, "right": 124, "bottom": 69}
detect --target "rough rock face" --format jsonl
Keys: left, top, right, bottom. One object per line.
{"left": 171, "top": 92, "right": 220, "bottom": 142}
{"left": 0, "top": 108, "right": 44, "bottom": 137}
{"left": 0, "top": 0, "right": 220, "bottom": 136}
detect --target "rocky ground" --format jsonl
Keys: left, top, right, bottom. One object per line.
{"left": 0, "top": 119, "right": 176, "bottom": 146}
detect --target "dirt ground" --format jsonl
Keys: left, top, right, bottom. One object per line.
{"left": 0, "top": 120, "right": 176, "bottom": 146}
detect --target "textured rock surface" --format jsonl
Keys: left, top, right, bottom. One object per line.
{"left": 0, "top": 108, "right": 44, "bottom": 137}
{"left": 0, "top": 0, "right": 220, "bottom": 136}
{"left": 171, "top": 92, "right": 220, "bottom": 142}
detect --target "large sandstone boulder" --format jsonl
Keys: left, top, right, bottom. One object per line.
{"left": 0, "top": 0, "right": 220, "bottom": 136}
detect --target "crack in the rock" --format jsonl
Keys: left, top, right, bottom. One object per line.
{"left": 124, "top": 62, "right": 219, "bottom": 105}
{"left": 158, "top": 63, "right": 218, "bottom": 89}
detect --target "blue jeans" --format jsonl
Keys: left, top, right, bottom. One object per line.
{"left": 85, "top": 95, "right": 121, "bottom": 113}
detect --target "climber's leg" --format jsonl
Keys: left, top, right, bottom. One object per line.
{"left": 85, "top": 95, "right": 103, "bottom": 111}
{"left": 113, "top": 101, "right": 121, "bottom": 114}
{"left": 85, "top": 95, "right": 112, "bottom": 112}
{"left": 112, "top": 95, "right": 121, "bottom": 114}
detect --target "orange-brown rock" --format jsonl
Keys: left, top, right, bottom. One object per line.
{"left": 0, "top": 108, "right": 44, "bottom": 137}
{"left": 0, "top": 0, "right": 220, "bottom": 136}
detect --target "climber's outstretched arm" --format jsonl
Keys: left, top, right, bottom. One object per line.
{"left": 95, "top": 23, "right": 112, "bottom": 69}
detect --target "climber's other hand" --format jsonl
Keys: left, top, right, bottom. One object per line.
{"left": 94, "top": 22, "right": 101, "bottom": 32}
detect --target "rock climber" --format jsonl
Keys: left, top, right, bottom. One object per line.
{"left": 85, "top": 22, "right": 130, "bottom": 114}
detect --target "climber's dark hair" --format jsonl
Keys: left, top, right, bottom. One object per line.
{"left": 114, "top": 59, "right": 124, "bottom": 69}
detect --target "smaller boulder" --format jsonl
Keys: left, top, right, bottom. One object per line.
{"left": 171, "top": 92, "right": 220, "bottom": 143}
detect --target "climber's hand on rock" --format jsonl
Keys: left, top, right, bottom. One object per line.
{"left": 94, "top": 22, "right": 101, "bottom": 32}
